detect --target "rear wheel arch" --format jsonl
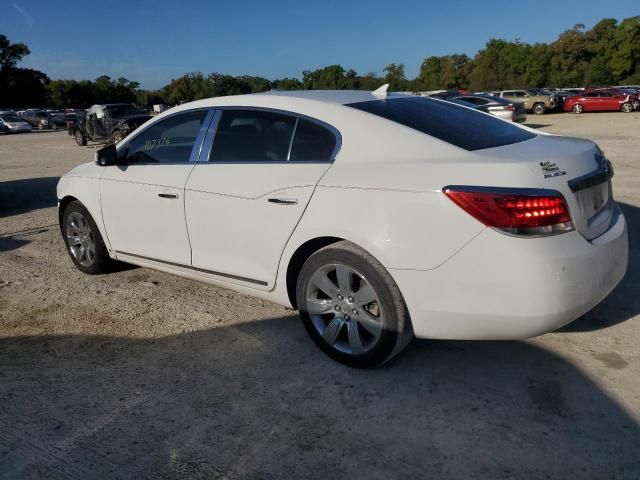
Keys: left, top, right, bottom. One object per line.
{"left": 286, "top": 236, "right": 344, "bottom": 309}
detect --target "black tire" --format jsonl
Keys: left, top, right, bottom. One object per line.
{"left": 61, "top": 201, "right": 112, "bottom": 274}
{"left": 296, "top": 241, "right": 413, "bottom": 368}
{"left": 532, "top": 103, "right": 546, "bottom": 115}
{"left": 573, "top": 104, "right": 584, "bottom": 114}
{"left": 74, "top": 129, "right": 87, "bottom": 146}
{"left": 621, "top": 103, "right": 633, "bottom": 113}
{"left": 112, "top": 130, "right": 123, "bottom": 144}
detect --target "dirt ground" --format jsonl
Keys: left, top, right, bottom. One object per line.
{"left": 1, "top": 113, "right": 639, "bottom": 480}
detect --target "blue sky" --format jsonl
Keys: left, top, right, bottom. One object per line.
{"left": 2, "top": 0, "right": 638, "bottom": 89}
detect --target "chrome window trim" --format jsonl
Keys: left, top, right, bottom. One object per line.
{"left": 198, "top": 109, "right": 223, "bottom": 163}
{"left": 198, "top": 106, "right": 342, "bottom": 164}
{"left": 286, "top": 117, "right": 299, "bottom": 161}
{"left": 190, "top": 109, "right": 215, "bottom": 163}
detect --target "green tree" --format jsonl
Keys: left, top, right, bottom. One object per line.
{"left": 0, "top": 34, "right": 30, "bottom": 68}
{"left": 383, "top": 63, "right": 407, "bottom": 90}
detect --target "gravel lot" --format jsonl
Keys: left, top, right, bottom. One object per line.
{"left": 1, "top": 114, "right": 639, "bottom": 479}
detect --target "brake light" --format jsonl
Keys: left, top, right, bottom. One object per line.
{"left": 444, "top": 187, "right": 574, "bottom": 236}
{"left": 504, "top": 105, "right": 514, "bottom": 111}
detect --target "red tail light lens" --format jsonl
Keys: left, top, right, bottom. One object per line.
{"left": 444, "top": 187, "right": 574, "bottom": 236}
{"left": 504, "top": 104, "right": 514, "bottom": 111}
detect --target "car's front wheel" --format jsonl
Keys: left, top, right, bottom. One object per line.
{"left": 296, "top": 241, "right": 412, "bottom": 368}
{"left": 62, "top": 201, "right": 112, "bottom": 274}
{"left": 621, "top": 102, "right": 633, "bottom": 113}
{"left": 573, "top": 104, "right": 584, "bottom": 114}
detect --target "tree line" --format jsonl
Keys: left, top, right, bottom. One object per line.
{"left": 1, "top": 16, "right": 639, "bottom": 109}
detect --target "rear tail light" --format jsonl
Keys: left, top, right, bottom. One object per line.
{"left": 444, "top": 186, "right": 574, "bottom": 237}
{"left": 504, "top": 104, "right": 514, "bottom": 111}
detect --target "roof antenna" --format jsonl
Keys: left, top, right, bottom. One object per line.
{"left": 372, "top": 83, "right": 389, "bottom": 98}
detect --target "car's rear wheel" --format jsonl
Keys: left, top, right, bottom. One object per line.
{"left": 74, "top": 129, "right": 87, "bottom": 146}
{"left": 573, "top": 104, "right": 584, "bottom": 114}
{"left": 532, "top": 103, "right": 546, "bottom": 115}
{"left": 296, "top": 241, "right": 412, "bottom": 368}
{"left": 621, "top": 102, "right": 633, "bottom": 113}
{"left": 62, "top": 201, "right": 112, "bottom": 274}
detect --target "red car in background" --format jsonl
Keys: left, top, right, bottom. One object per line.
{"left": 563, "top": 88, "right": 638, "bottom": 113}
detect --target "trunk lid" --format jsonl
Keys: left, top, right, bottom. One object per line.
{"left": 483, "top": 135, "right": 615, "bottom": 240}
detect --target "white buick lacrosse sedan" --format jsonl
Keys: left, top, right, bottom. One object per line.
{"left": 57, "top": 89, "right": 628, "bottom": 367}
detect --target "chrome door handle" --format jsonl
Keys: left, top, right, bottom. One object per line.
{"left": 158, "top": 193, "right": 178, "bottom": 199}
{"left": 268, "top": 197, "right": 298, "bottom": 205}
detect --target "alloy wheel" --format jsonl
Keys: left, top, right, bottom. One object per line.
{"left": 305, "top": 263, "right": 384, "bottom": 355}
{"left": 66, "top": 211, "right": 96, "bottom": 267}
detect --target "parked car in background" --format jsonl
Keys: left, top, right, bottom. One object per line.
{"left": 563, "top": 89, "right": 638, "bottom": 113}
{"left": 17, "top": 109, "right": 51, "bottom": 129}
{"left": 69, "top": 103, "right": 151, "bottom": 145}
{"left": 50, "top": 111, "right": 85, "bottom": 130}
{"left": 497, "top": 89, "right": 555, "bottom": 115}
{"left": 57, "top": 89, "right": 628, "bottom": 367}
{"left": 0, "top": 112, "right": 32, "bottom": 133}
{"left": 450, "top": 94, "right": 526, "bottom": 123}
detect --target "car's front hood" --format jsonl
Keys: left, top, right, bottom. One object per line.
{"left": 114, "top": 114, "right": 151, "bottom": 123}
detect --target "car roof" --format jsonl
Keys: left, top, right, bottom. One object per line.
{"left": 260, "top": 89, "right": 412, "bottom": 105}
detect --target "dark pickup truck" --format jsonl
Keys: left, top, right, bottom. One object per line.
{"left": 69, "top": 103, "right": 151, "bottom": 145}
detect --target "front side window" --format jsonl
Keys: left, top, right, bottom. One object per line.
{"left": 290, "top": 119, "right": 336, "bottom": 161}
{"left": 126, "top": 110, "right": 208, "bottom": 163}
{"left": 209, "top": 110, "right": 296, "bottom": 162}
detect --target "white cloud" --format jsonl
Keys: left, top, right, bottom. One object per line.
{"left": 12, "top": 3, "right": 34, "bottom": 26}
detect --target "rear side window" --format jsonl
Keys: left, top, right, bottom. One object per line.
{"left": 290, "top": 119, "right": 336, "bottom": 161}
{"left": 210, "top": 110, "right": 296, "bottom": 162}
{"left": 347, "top": 97, "right": 535, "bottom": 151}
{"left": 127, "top": 110, "right": 207, "bottom": 163}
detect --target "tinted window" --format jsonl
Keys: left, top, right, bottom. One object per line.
{"left": 514, "top": 91, "right": 527, "bottom": 98}
{"left": 210, "top": 110, "right": 296, "bottom": 162}
{"left": 127, "top": 110, "right": 207, "bottom": 163}
{"left": 347, "top": 97, "right": 535, "bottom": 151}
{"left": 502, "top": 91, "right": 515, "bottom": 96}
{"left": 290, "top": 119, "right": 336, "bottom": 161}
{"left": 458, "top": 96, "right": 489, "bottom": 105}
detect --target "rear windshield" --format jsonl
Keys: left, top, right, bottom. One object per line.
{"left": 347, "top": 96, "right": 535, "bottom": 151}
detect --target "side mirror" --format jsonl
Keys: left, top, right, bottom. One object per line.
{"left": 95, "top": 144, "right": 118, "bottom": 166}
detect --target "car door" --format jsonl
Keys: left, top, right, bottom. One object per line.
{"left": 100, "top": 109, "right": 212, "bottom": 265}
{"left": 185, "top": 109, "right": 337, "bottom": 289}
{"left": 598, "top": 91, "right": 616, "bottom": 111}
{"left": 93, "top": 107, "right": 110, "bottom": 139}
{"left": 581, "top": 92, "right": 599, "bottom": 111}
{"left": 514, "top": 90, "right": 531, "bottom": 110}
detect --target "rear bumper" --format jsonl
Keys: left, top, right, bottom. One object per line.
{"left": 391, "top": 205, "right": 628, "bottom": 340}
